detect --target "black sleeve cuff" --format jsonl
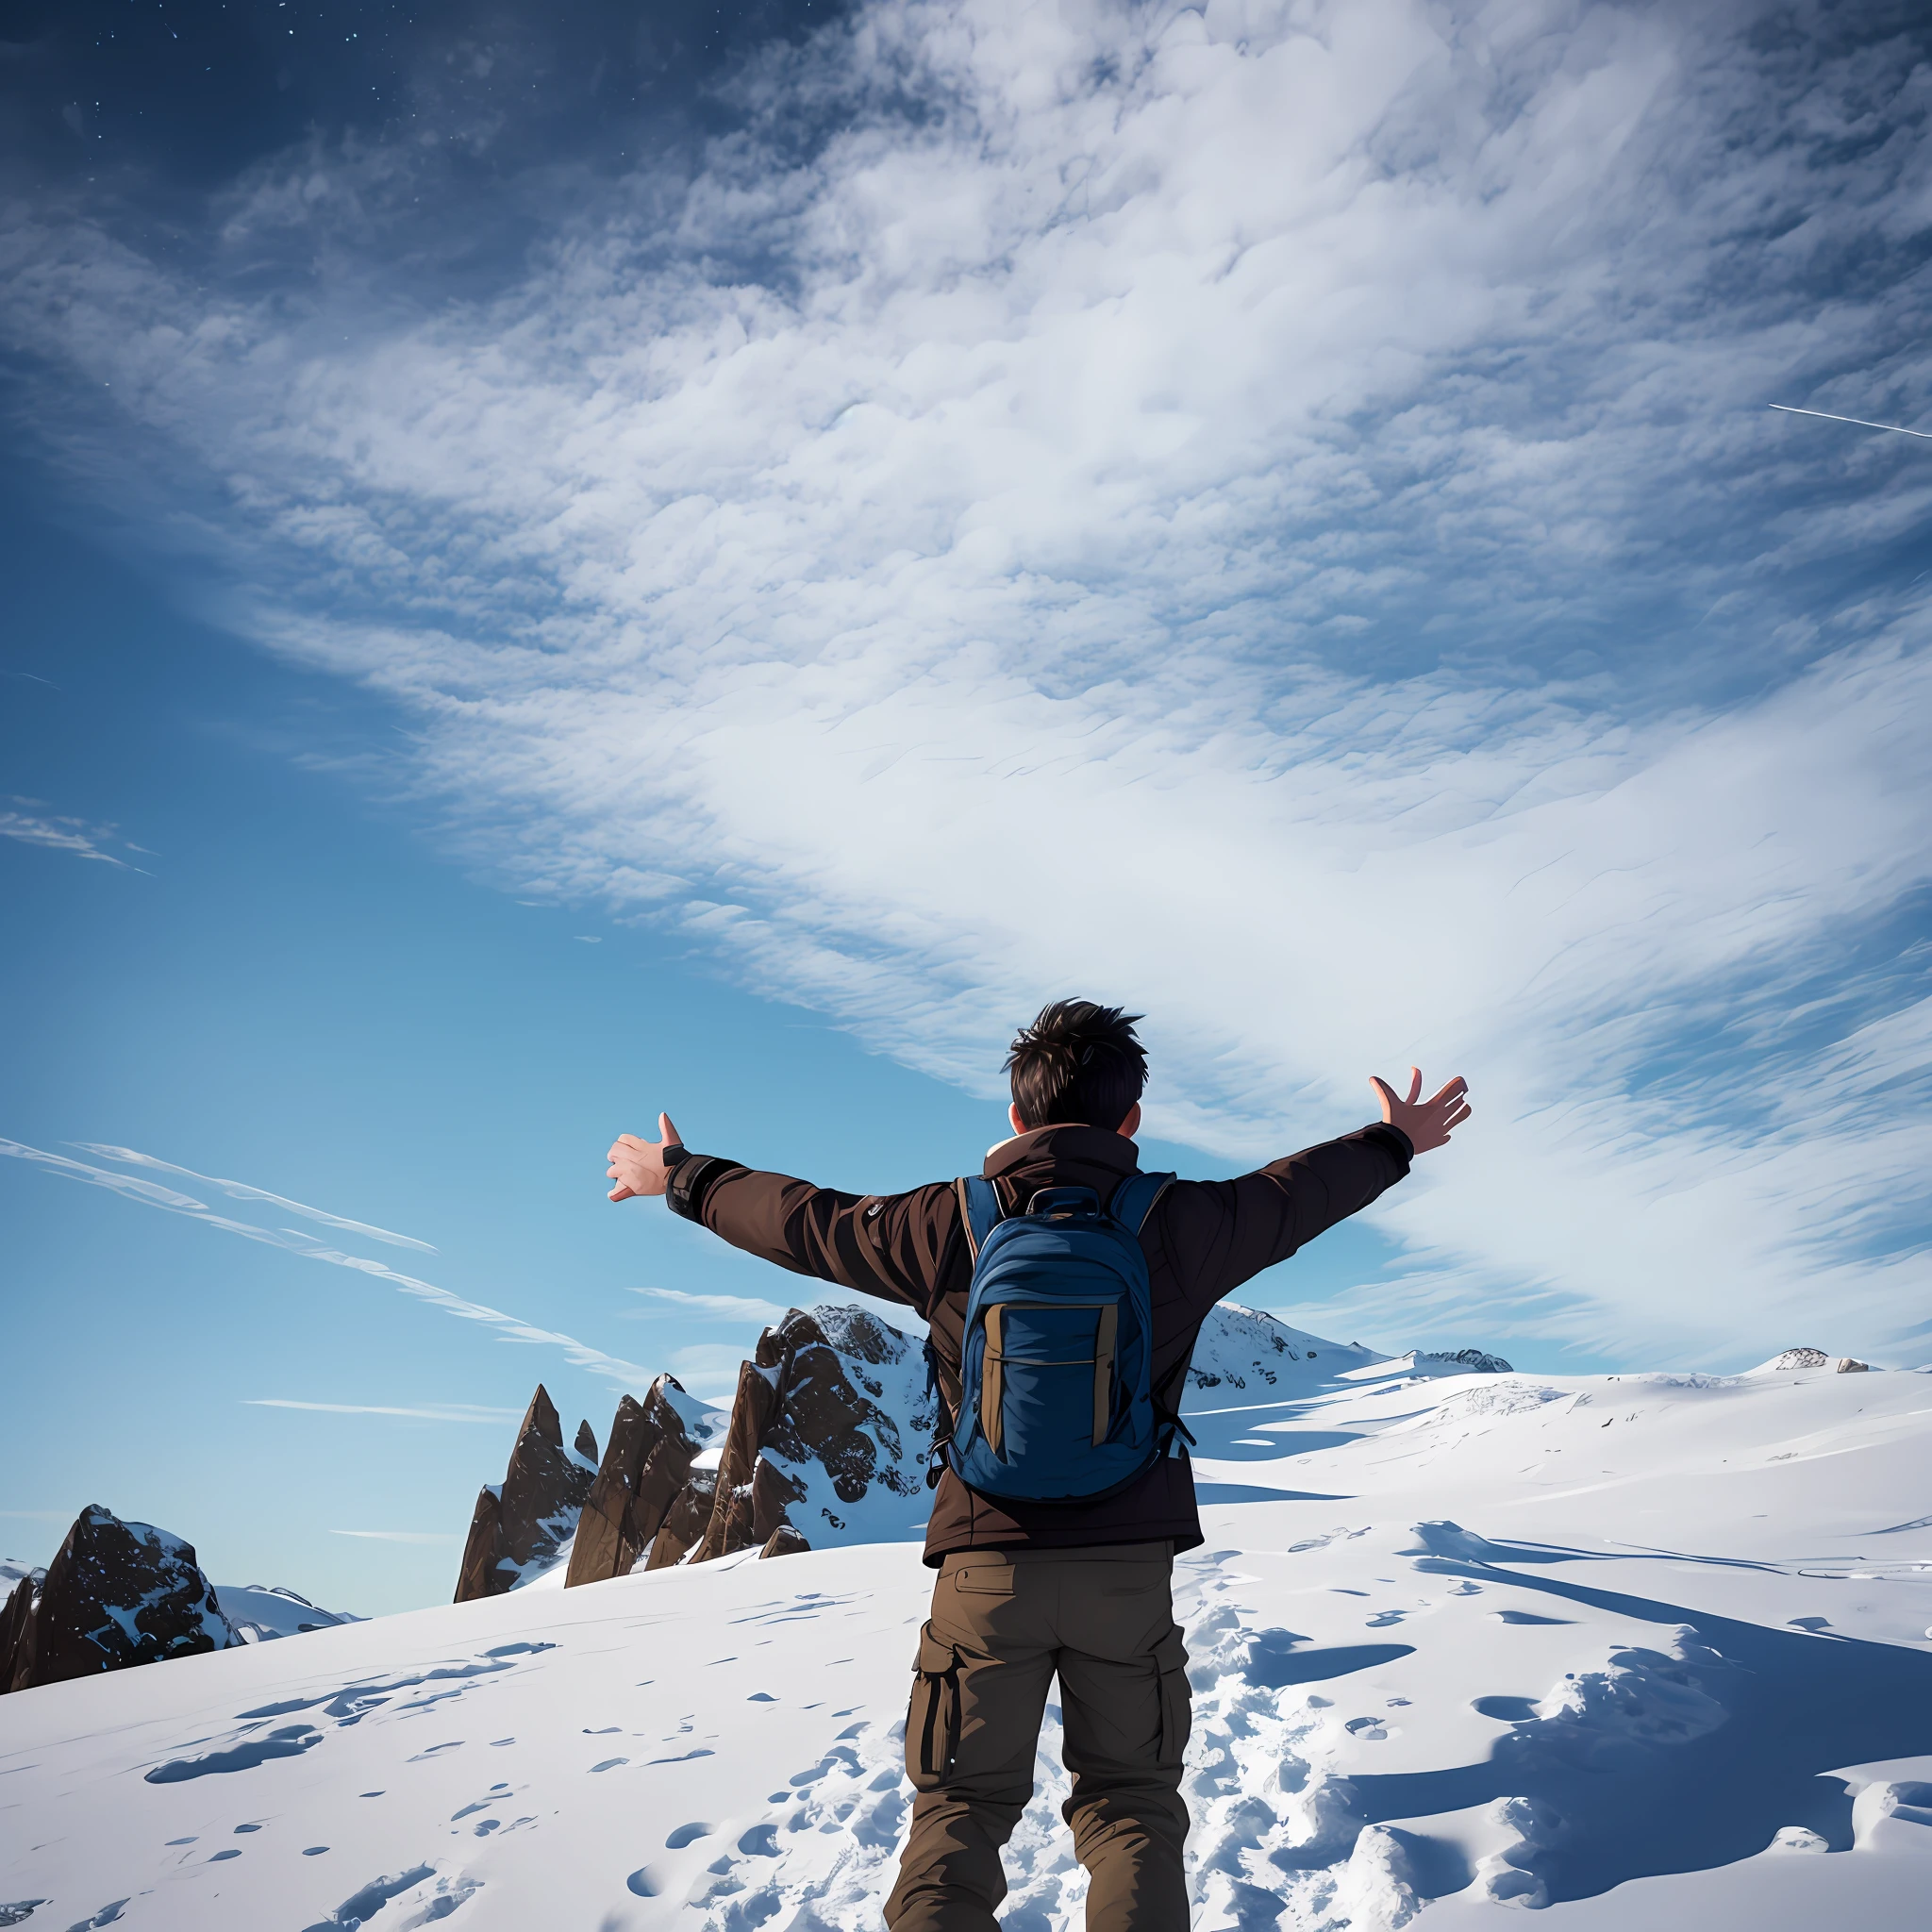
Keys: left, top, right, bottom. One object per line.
{"left": 1362, "top": 1123, "right": 1414, "bottom": 1169}
{"left": 665, "top": 1153, "right": 746, "bottom": 1224}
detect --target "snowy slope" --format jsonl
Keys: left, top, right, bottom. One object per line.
{"left": 4, "top": 1342, "right": 1931, "bottom": 1931}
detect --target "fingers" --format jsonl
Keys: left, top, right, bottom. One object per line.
{"left": 659, "top": 1111, "right": 683, "bottom": 1147}
{"left": 1442, "top": 1103, "right": 1472, "bottom": 1131}
{"left": 1405, "top": 1067, "right": 1423, "bottom": 1105}
{"left": 1426, "top": 1076, "right": 1469, "bottom": 1108}
{"left": 608, "top": 1183, "right": 635, "bottom": 1202}
{"left": 1369, "top": 1075, "right": 1396, "bottom": 1116}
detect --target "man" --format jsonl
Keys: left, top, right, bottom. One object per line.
{"left": 606, "top": 1000, "right": 1470, "bottom": 1932}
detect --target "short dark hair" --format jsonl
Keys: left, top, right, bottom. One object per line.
{"left": 1005, "top": 1000, "right": 1148, "bottom": 1131}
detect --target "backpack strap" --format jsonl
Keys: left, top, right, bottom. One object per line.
{"left": 954, "top": 1174, "right": 1004, "bottom": 1262}
{"left": 925, "top": 1176, "right": 1005, "bottom": 1490}
{"left": 1108, "top": 1169, "right": 1175, "bottom": 1236}
{"left": 1111, "top": 1171, "right": 1190, "bottom": 1457}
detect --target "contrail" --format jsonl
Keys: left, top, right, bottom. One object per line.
{"left": 71, "top": 1142, "right": 437, "bottom": 1252}
{"left": 1768, "top": 403, "right": 1932, "bottom": 441}
{"left": 1, "top": 1137, "right": 655, "bottom": 1391}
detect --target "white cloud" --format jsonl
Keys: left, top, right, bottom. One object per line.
{"left": 664, "top": 1341, "right": 766, "bottom": 1399}
{"left": 328, "top": 1529, "right": 460, "bottom": 1544}
{"left": 0, "top": 805, "right": 144, "bottom": 871}
{"left": 4, "top": 1, "right": 1930, "bottom": 1363}
{"left": 623, "top": 1285, "right": 790, "bottom": 1325}
{"left": 245, "top": 1399, "right": 523, "bottom": 1423}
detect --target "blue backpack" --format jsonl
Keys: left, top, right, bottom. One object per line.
{"left": 930, "top": 1170, "right": 1186, "bottom": 1504}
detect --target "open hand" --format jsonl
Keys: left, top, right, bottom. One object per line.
{"left": 1370, "top": 1068, "right": 1470, "bottom": 1156}
{"left": 607, "top": 1113, "right": 685, "bottom": 1201}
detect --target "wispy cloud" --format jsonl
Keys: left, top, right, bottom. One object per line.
{"left": 245, "top": 1399, "right": 522, "bottom": 1424}
{"left": 622, "top": 1286, "right": 789, "bottom": 1325}
{"left": 329, "top": 1529, "right": 459, "bottom": 1544}
{"left": 0, "top": 1508, "right": 71, "bottom": 1522}
{"left": 0, "top": 804, "right": 145, "bottom": 872}
{"left": 3, "top": 3, "right": 1929, "bottom": 1363}
{"left": 663, "top": 1342, "right": 766, "bottom": 1400}
{"left": 0, "top": 1138, "right": 656, "bottom": 1390}
{"left": 71, "top": 1144, "right": 438, "bottom": 1252}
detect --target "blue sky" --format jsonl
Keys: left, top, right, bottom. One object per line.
{"left": 3, "top": 0, "right": 1930, "bottom": 1615}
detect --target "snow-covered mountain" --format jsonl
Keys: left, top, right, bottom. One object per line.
{"left": 6, "top": 1320, "right": 1930, "bottom": 1931}
{"left": 218, "top": 1585, "right": 363, "bottom": 1644}
{"left": 0, "top": 1562, "right": 357, "bottom": 1647}
{"left": 1, "top": 1512, "right": 362, "bottom": 1698}
{"left": 501, "top": 1300, "right": 1461, "bottom": 1589}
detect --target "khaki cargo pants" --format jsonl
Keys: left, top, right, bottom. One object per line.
{"left": 884, "top": 1542, "right": 1191, "bottom": 1932}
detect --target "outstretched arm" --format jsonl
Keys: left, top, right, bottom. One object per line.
{"left": 1156, "top": 1064, "right": 1471, "bottom": 1312}
{"left": 606, "top": 1115, "right": 956, "bottom": 1316}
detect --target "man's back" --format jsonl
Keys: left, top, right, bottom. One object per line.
{"left": 660, "top": 1116, "right": 1413, "bottom": 1562}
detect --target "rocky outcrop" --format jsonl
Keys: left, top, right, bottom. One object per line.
{"left": 643, "top": 1467, "right": 720, "bottom": 1570}
{"left": 1, "top": 1506, "right": 239, "bottom": 1694}
{"left": 759, "top": 1524, "right": 810, "bottom": 1558}
{"left": 1770, "top": 1346, "right": 1871, "bottom": 1374}
{"left": 1441, "top": 1348, "right": 1513, "bottom": 1374}
{"left": 453, "top": 1386, "right": 599, "bottom": 1603}
{"left": 564, "top": 1375, "right": 706, "bottom": 1588}
{"left": 659, "top": 1304, "right": 933, "bottom": 1568}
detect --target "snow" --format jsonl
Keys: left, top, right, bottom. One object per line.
{"left": 217, "top": 1586, "right": 364, "bottom": 1645}
{"left": 4, "top": 1318, "right": 1931, "bottom": 1930}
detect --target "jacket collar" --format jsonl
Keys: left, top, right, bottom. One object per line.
{"left": 983, "top": 1123, "right": 1141, "bottom": 1179}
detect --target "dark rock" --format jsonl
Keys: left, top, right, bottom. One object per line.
{"left": 575, "top": 1418, "right": 600, "bottom": 1463}
{"left": 452, "top": 1385, "right": 598, "bottom": 1603}
{"left": 0, "top": 1506, "right": 239, "bottom": 1694}
{"left": 1772, "top": 1347, "right": 1828, "bottom": 1371}
{"left": 759, "top": 1524, "right": 810, "bottom": 1559}
{"left": 695, "top": 1361, "right": 784, "bottom": 1563}
{"left": 751, "top": 1456, "right": 808, "bottom": 1547}
{"left": 566, "top": 1376, "right": 702, "bottom": 1589}
{"left": 0, "top": 1574, "right": 39, "bottom": 1690}
{"left": 644, "top": 1468, "right": 719, "bottom": 1571}
{"left": 453, "top": 1487, "right": 505, "bottom": 1605}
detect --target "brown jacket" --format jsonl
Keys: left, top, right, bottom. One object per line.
{"left": 667, "top": 1120, "right": 1412, "bottom": 1563}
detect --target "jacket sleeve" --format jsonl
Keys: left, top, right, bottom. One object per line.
{"left": 1150, "top": 1124, "right": 1413, "bottom": 1315}
{"left": 664, "top": 1153, "right": 959, "bottom": 1319}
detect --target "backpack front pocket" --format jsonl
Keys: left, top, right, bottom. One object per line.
{"left": 980, "top": 1301, "right": 1118, "bottom": 1462}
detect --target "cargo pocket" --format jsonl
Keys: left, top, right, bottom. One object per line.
{"left": 906, "top": 1623, "right": 963, "bottom": 1790}
{"left": 1154, "top": 1625, "right": 1191, "bottom": 1770}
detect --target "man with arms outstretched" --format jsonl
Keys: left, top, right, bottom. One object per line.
{"left": 607, "top": 1000, "right": 1470, "bottom": 1932}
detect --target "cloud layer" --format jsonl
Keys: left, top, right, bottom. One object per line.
{"left": 5, "top": 0, "right": 1931, "bottom": 1362}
